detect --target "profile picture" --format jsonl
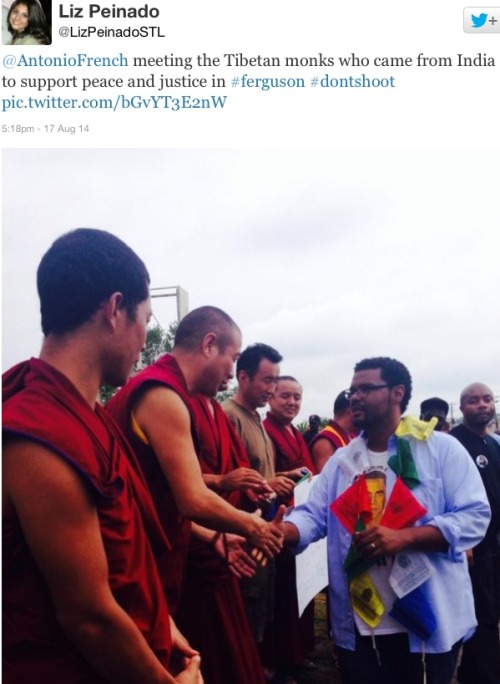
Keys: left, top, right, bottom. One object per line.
{"left": 2, "top": 0, "right": 51, "bottom": 45}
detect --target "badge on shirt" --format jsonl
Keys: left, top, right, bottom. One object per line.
{"left": 476, "top": 454, "right": 489, "bottom": 469}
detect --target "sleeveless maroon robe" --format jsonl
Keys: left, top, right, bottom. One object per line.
{"left": 3, "top": 358, "right": 172, "bottom": 683}
{"left": 309, "top": 420, "right": 352, "bottom": 453}
{"left": 263, "top": 412, "right": 316, "bottom": 669}
{"left": 174, "top": 395, "right": 266, "bottom": 684}
{"left": 106, "top": 353, "right": 196, "bottom": 615}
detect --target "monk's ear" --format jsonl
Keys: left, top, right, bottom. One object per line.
{"left": 101, "top": 292, "right": 124, "bottom": 330}
{"left": 202, "top": 332, "right": 217, "bottom": 357}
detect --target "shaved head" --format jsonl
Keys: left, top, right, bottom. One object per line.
{"left": 174, "top": 306, "right": 240, "bottom": 352}
{"left": 459, "top": 382, "right": 496, "bottom": 434}
{"left": 460, "top": 382, "right": 494, "bottom": 406}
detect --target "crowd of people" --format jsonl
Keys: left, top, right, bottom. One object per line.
{"left": 3, "top": 229, "right": 499, "bottom": 684}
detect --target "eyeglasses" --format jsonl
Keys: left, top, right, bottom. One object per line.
{"left": 344, "top": 384, "right": 390, "bottom": 400}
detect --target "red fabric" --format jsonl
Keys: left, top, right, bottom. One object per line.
{"left": 262, "top": 412, "right": 315, "bottom": 669}
{"left": 2, "top": 358, "right": 172, "bottom": 683}
{"left": 264, "top": 412, "right": 316, "bottom": 478}
{"left": 330, "top": 474, "right": 373, "bottom": 533}
{"left": 175, "top": 394, "right": 266, "bottom": 684}
{"left": 193, "top": 395, "right": 250, "bottom": 486}
{"left": 379, "top": 477, "right": 427, "bottom": 529}
{"left": 330, "top": 475, "right": 427, "bottom": 533}
{"left": 185, "top": 395, "right": 246, "bottom": 573}
{"left": 106, "top": 353, "right": 195, "bottom": 615}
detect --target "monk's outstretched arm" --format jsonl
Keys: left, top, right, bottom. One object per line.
{"left": 134, "top": 386, "right": 283, "bottom": 557}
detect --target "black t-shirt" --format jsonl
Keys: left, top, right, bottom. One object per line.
{"left": 450, "top": 424, "right": 500, "bottom": 555}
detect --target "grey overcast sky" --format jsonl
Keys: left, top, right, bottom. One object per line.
{"left": 2, "top": 148, "right": 499, "bottom": 424}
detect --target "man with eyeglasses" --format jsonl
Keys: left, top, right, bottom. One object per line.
{"left": 281, "top": 357, "right": 490, "bottom": 684}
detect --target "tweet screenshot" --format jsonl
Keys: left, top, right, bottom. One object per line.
{"left": 2, "top": 1, "right": 500, "bottom": 683}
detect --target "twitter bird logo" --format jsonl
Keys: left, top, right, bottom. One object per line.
{"left": 471, "top": 13, "right": 488, "bottom": 27}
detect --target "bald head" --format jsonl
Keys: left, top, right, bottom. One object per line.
{"left": 460, "top": 383, "right": 493, "bottom": 405}
{"left": 174, "top": 306, "right": 240, "bottom": 352}
{"left": 459, "top": 382, "right": 496, "bottom": 435}
{"left": 172, "top": 306, "right": 242, "bottom": 396}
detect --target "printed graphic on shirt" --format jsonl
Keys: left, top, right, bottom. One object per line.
{"left": 365, "top": 468, "right": 387, "bottom": 527}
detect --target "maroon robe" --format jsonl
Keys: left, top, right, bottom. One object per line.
{"left": 2, "top": 358, "right": 172, "bottom": 683}
{"left": 106, "top": 353, "right": 196, "bottom": 615}
{"left": 263, "top": 412, "right": 316, "bottom": 669}
{"left": 264, "top": 413, "right": 316, "bottom": 483}
{"left": 174, "top": 395, "right": 266, "bottom": 684}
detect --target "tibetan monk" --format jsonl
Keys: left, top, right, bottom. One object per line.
{"left": 106, "top": 306, "right": 284, "bottom": 616}
{"left": 310, "top": 390, "right": 356, "bottom": 472}
{"left": 175, "top": 390, "right": 270, "bottom": 684}
{"left": 263, "top": 376, "right": 316, "bottom": 683}
{"left": 2, "top": 229, "right": 202, "bottom": 684}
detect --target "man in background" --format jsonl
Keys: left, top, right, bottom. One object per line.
{"left": 310, "top": 390, "right": 356, "bottom": 471}
{"left": 420, "top": 397, "right": 449, "bottom": 433}
{"left": 450, "top": 383, "right": 500, "bottom": 684}
{"left": 302, "top": 414, "right": 322, "bottom": 446}
{"left": 222, "top": 344, "right": 296, "bottom": 678}
{"left": 264, "top": 376, "right": 316, "bottom": 683}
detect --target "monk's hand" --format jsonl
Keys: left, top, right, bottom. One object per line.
{"left": 249, "top": 505, "right": 287, "bottom": 562}
{"left": 244, "top": 482, "right": 276, "bottom": 507}
{"left": 216, "top": 533, "right": 257, "bottom": 578}
{"left": 281, "top": 466, "right": 312, "bottom": 483}
{"left": 169, "top": 616, "right": 199, "bottom": 660}
{"left": 218, "top": 467, "right": 269, "bottom": 493}
{"left": 174, "top": 655, "right": 204, "bottom": 684}
{"left": 248, "top": 508, "right": 284, "bottom": 557}
{"left": 267, "top": 475, "right": 295, "bottom": 499}
{"left": 354, "top": 526, "right": 409, "bottom": 558}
